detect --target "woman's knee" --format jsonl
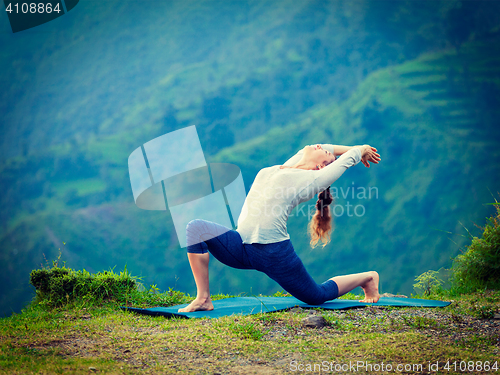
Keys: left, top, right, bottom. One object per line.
{"left": 276, "top": 279, "right": 338, "bottom": 306}
{"left": 186, "top": 219, "right": 230, "bottom": 241}
{"left": 296, "top": 289, "right": 335, "bottom": 305}
{"left": 296, "top": 294, "right": 324, "bottom": 305}
{"left": 186, "top": 219, "right": 205, "bottom": 232}
{"left": 186, "top": 219, "right": 209, "bottom": 249}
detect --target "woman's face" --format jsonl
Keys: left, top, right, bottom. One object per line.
{"left": 304, "top": 144, "right": 336, "bottom": 168}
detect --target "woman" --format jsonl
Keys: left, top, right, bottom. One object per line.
{"left": 179, "top": 143, "right": 381, "bottom": 312}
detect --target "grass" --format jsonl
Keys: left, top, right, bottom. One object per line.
{"left": 0, "top": 285, "right": 498, "bottom": 374}
{"left": 9, "top": 240, "right": 499, "bottom": 374}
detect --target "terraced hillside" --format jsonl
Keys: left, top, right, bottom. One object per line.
{"left": 1, "top": 34, "right": 500, "bottom": 317}
{"left": 212, "top": 35, "right": 500, "bottom": 295}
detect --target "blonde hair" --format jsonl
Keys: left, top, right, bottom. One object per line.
{"left": 308, "top": 187, "right": 334, "bottom": 247}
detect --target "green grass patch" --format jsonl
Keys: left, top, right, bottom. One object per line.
{"left": 1, "top": 260, "right": 499, "bottom": 374}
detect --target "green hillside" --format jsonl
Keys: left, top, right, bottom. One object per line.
{"left": 1, "top": 0, "right": 500, "bottom": 317}
{"left": 0, "top": 0, "right": 478, "bottom": 160}
{"left": 3, "top": 35, "right": 500, "bottom": 316}
{"left": 213, "top": 36, "right": 500, "bottom": 295}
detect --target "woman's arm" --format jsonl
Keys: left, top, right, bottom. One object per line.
{"left": 314, "top": 147, "right": 362, "bottom": 191}
{"left": 314, "top": 145, "right": 380, "bottom": 190}
{"left": 315, "top": 144, "right": 371, "bottom": 157}
{"left": 333, "top": 144, "right": 380, "bottom": 167}
{"left": 332, "top": 145, "right": 355, "bottom": 157}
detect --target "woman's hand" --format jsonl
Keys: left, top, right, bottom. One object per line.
{"left": 358, "top": 145, "right": 381, "bottom": 168}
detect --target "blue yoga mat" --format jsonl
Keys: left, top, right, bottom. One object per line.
{"left": 121, "top": 296, "right": 450, "bottom": 319}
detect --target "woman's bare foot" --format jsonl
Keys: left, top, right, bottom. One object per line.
{"left": 178, "top": 296, "right": 214, "bottom": 312}
{"left": 360, "top": 271, "right": 380, "bottom": 303}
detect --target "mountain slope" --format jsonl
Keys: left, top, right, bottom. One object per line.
{"left": 2, "top": 2, "right": 500, "bottom": 316}
{"left": 213, "top": 36, "right": 500, "bottom": 295}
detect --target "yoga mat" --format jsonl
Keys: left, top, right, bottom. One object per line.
{"left": 121, "top": 296, "right": 450, "bottom": 319}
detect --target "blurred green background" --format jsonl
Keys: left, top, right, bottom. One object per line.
{"left": 1, "top": 0, "right": 500, "bottom": 317}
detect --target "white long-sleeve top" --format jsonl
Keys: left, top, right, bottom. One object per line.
{"left": 236, "top": 145, "right": 362, "bottom": 244}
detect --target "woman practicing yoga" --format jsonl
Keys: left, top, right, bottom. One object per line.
{"left": 179, "top": 143, "right": 381, "bottom": 312}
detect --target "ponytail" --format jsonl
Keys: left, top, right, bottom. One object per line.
{"left": 308, "top": 187, "right": 334, "bottom": 248}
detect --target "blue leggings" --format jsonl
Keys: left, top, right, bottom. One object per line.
{"left": 186, "top": 219, "right": 339, "bottom": 305}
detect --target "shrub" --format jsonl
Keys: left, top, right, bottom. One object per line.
{"left": 413, "top": 270, "right": 444, "bottom": 296}
{"left": 30, "top": 265, "right": 138, "bottom": 307}
{"left": 451, "top": 202, "right": 500, "bottom": 293}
